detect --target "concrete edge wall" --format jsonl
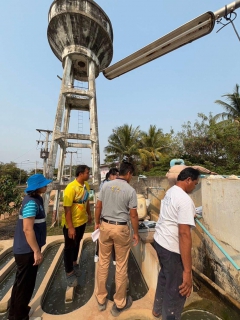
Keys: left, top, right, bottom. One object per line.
{"left": 192, "top": 221, "right": 240, "bottom": 303}
{"left": 202, "top": 178, "right": 240, "bottom": 252}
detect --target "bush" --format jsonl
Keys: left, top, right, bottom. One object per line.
{"left": 0, "top": 175, "right": 22, "bottom": 215}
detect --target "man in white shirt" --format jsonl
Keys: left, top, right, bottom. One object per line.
{"left": 152, "top": 167, "right": 200, "bottom": 320}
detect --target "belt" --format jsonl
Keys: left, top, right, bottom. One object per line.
{"left": 102, "top": 218, "right": 127, "bottom": 225}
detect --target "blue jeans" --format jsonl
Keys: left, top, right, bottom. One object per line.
{"left": 153, "top": 240, "right": 186, "bottom": 320}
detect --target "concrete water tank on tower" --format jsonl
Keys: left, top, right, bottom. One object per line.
{"left": 47, "top": 0, "right": 113, "bottom": 80}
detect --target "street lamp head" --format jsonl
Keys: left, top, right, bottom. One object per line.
{"left": 103, "top": 12, "right": 215, "bottom": 80}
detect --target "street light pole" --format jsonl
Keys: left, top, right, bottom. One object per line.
{"left": 35, "top": 161, "right": 39, "bottom": 174}
{"left": 19, "top": 160, "right": 29, "bottom": 185}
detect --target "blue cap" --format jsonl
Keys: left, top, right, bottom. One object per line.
{"left": 25, "top": 174, "right": 52, "bottom": 193}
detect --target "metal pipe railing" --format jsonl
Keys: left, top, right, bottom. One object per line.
{"left": 195, "top": 218, "right": 240, "bottom": 271}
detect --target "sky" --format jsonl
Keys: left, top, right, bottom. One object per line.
{"left": 0, "top": 1, "right": 239, "bottom": 171}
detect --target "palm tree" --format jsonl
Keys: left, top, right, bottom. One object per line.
{"left": 104, "top": 124, "right": 141, "bottom": 165}
{"left": 214, "top": 84, "right": 240, "bottom": 122}
{"left": 139, "top": 125, "right": 171, "bottom": 171}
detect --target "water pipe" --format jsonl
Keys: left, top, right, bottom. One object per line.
{"left": 195, "top": 218, "right": 240, "bottom": 271}
{"left": 138, "top": 175, "right": 147, "bottom": 182}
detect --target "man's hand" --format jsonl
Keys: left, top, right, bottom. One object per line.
{"left": 95, "top": 200, "right": 102, "bottom": 231}
{"left": 68, "top": 226, "right": 76, "bottom": 239}
{"left": 95, "top": 223, "right": 100, "bottom": 230}
{"left": 33, "top": 250, "right": 43, "bottom": 266}
{"left": 132, "top": 233, "right": 139, "bottom": 246}
{"left": 179, "top": 270, "right": 192, "bottom": 297}
{"left": 87, "top": 213, "right": 92, "bottom": 225}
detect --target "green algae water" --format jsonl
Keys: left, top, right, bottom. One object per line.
{"left": 182, "top": 310, "right": 222, "bottom": 320}
{"left": 42, "top": 241, "right": 148, "bottom": 314}
{"left": 0, "top": 251, "right": 13, "bottom": 270}
{"left": 0, "top": 243, "right": 61, "bottom": 320}
{"left": 42, "top": 239, "right": 95, "bottom": 314}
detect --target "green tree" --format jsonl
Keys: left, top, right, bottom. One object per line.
{"left": 104, "top": 124, "right": 141, "bottom": 166}
{"left": 139, "top": 125, "right": 172, "bottom": 171}
{"left": 0, "top": 175, "right": 22, "bottom": 216}
{"left": 0, "top": 162, "right": 28, "bottom": 184}
{"left": 29, "top": 169, "right": 43, "bottom": 176}
{"left": 177, "top": 113, "right": 240, "bottom": 175}
{"left": 214, "top": 84, "right": 240, "bottom": 122}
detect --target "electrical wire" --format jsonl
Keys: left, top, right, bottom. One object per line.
{"left": 216, "top": 8, "right": 240, "bottom": 41}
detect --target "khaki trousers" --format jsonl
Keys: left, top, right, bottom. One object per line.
{"left": 96, "top": 221, "right": 131, "bottom": 308}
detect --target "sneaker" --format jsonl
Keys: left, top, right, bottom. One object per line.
{"left": 29, "top": 308, "right": 34, "bottom": 316}
{"left": 73, "top": 264, "right": 81, "bottom": 277}
{"left": 66, "top": 272, "right": 78, "bottom": 287}
{"left": 96, "top": 297, "right": 107, "bottom": 311}
{"left": 111, "top": 296, "right": 133, "bottom": 317}
{"left": 152, "top": 310, "right": 162, "bottom": 319}
{"left": 7, "top": 310, "right": 37, "bottom": 320}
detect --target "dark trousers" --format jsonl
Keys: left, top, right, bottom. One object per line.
{"left": 153, "top": 241, "right": 186, "bottom": 320}
{"left": 8, "top": 252, "right": 38, "bottom": 320}
{"left": 63, "top": 224, "right": 86, "bottom": 273}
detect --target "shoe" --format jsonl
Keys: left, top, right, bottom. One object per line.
{"left": 66, "top": 272, "right": 78, "bottom": 287}
{"left": 111, "top": 296, "right": 133, "bottom": 317}
{"left": 73, "top": 264, "right": 81, "bottom": 277}
{"left": 7, "top": 309, "right": 36, "bottom": 320}
{"left": 152, "top": 310, "right": 162, "bottom": 319}
{"left": 96, "top": 297, "right": 107, "bottom": 311}
{"left": 29, "top": 307, "right": 34, "bottom": 316}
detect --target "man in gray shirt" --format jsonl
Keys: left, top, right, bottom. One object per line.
{"left": 95, "top": 161, "right": 139, "bottom": 317}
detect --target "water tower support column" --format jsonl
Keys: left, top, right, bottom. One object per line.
{"left": 89, "top": 60, "right": 101, "bottom": 188}
{"left": 52, "top": 97, "right": 71, "bottom": 224}
{"left": 47, "top": 56, "right": 72, "bottom": 180}
{"left": 44, "top": 56, "right": 72, "bottom": 212}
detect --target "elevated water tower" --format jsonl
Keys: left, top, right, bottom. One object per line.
{"left": 45, "top": 0, "right": 113, "bottom": 209}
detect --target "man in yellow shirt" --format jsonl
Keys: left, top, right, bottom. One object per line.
{"left": 62, "top": 165, "right": 92, "bottom": 287}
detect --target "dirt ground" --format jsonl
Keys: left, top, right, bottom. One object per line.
{"left": 0, "top": 215, "right": 18, "bottom": 240}
{"left": 0, "top": 209, "right": 95, "bottom": 241}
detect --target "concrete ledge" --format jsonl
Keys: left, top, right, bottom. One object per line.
{"left": 193, "top": 266, "right": 240, "bottom": 311}
{"left": 0, "top": 233, "right": 239, "bottom": 319}
{"left": 65, "top": 286, "right": 74, "bottom": 304}
{"left": 30, "top": 243, "right": 65, "bottom": 317}
{"left": 0, "top": 257, "right": 15, "bottom": 283}
{"left": 131, "top": 241, "right": 159, "bottom": 292}
{"left": 0, "top": 238, "right": 63, "bottom": 314}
